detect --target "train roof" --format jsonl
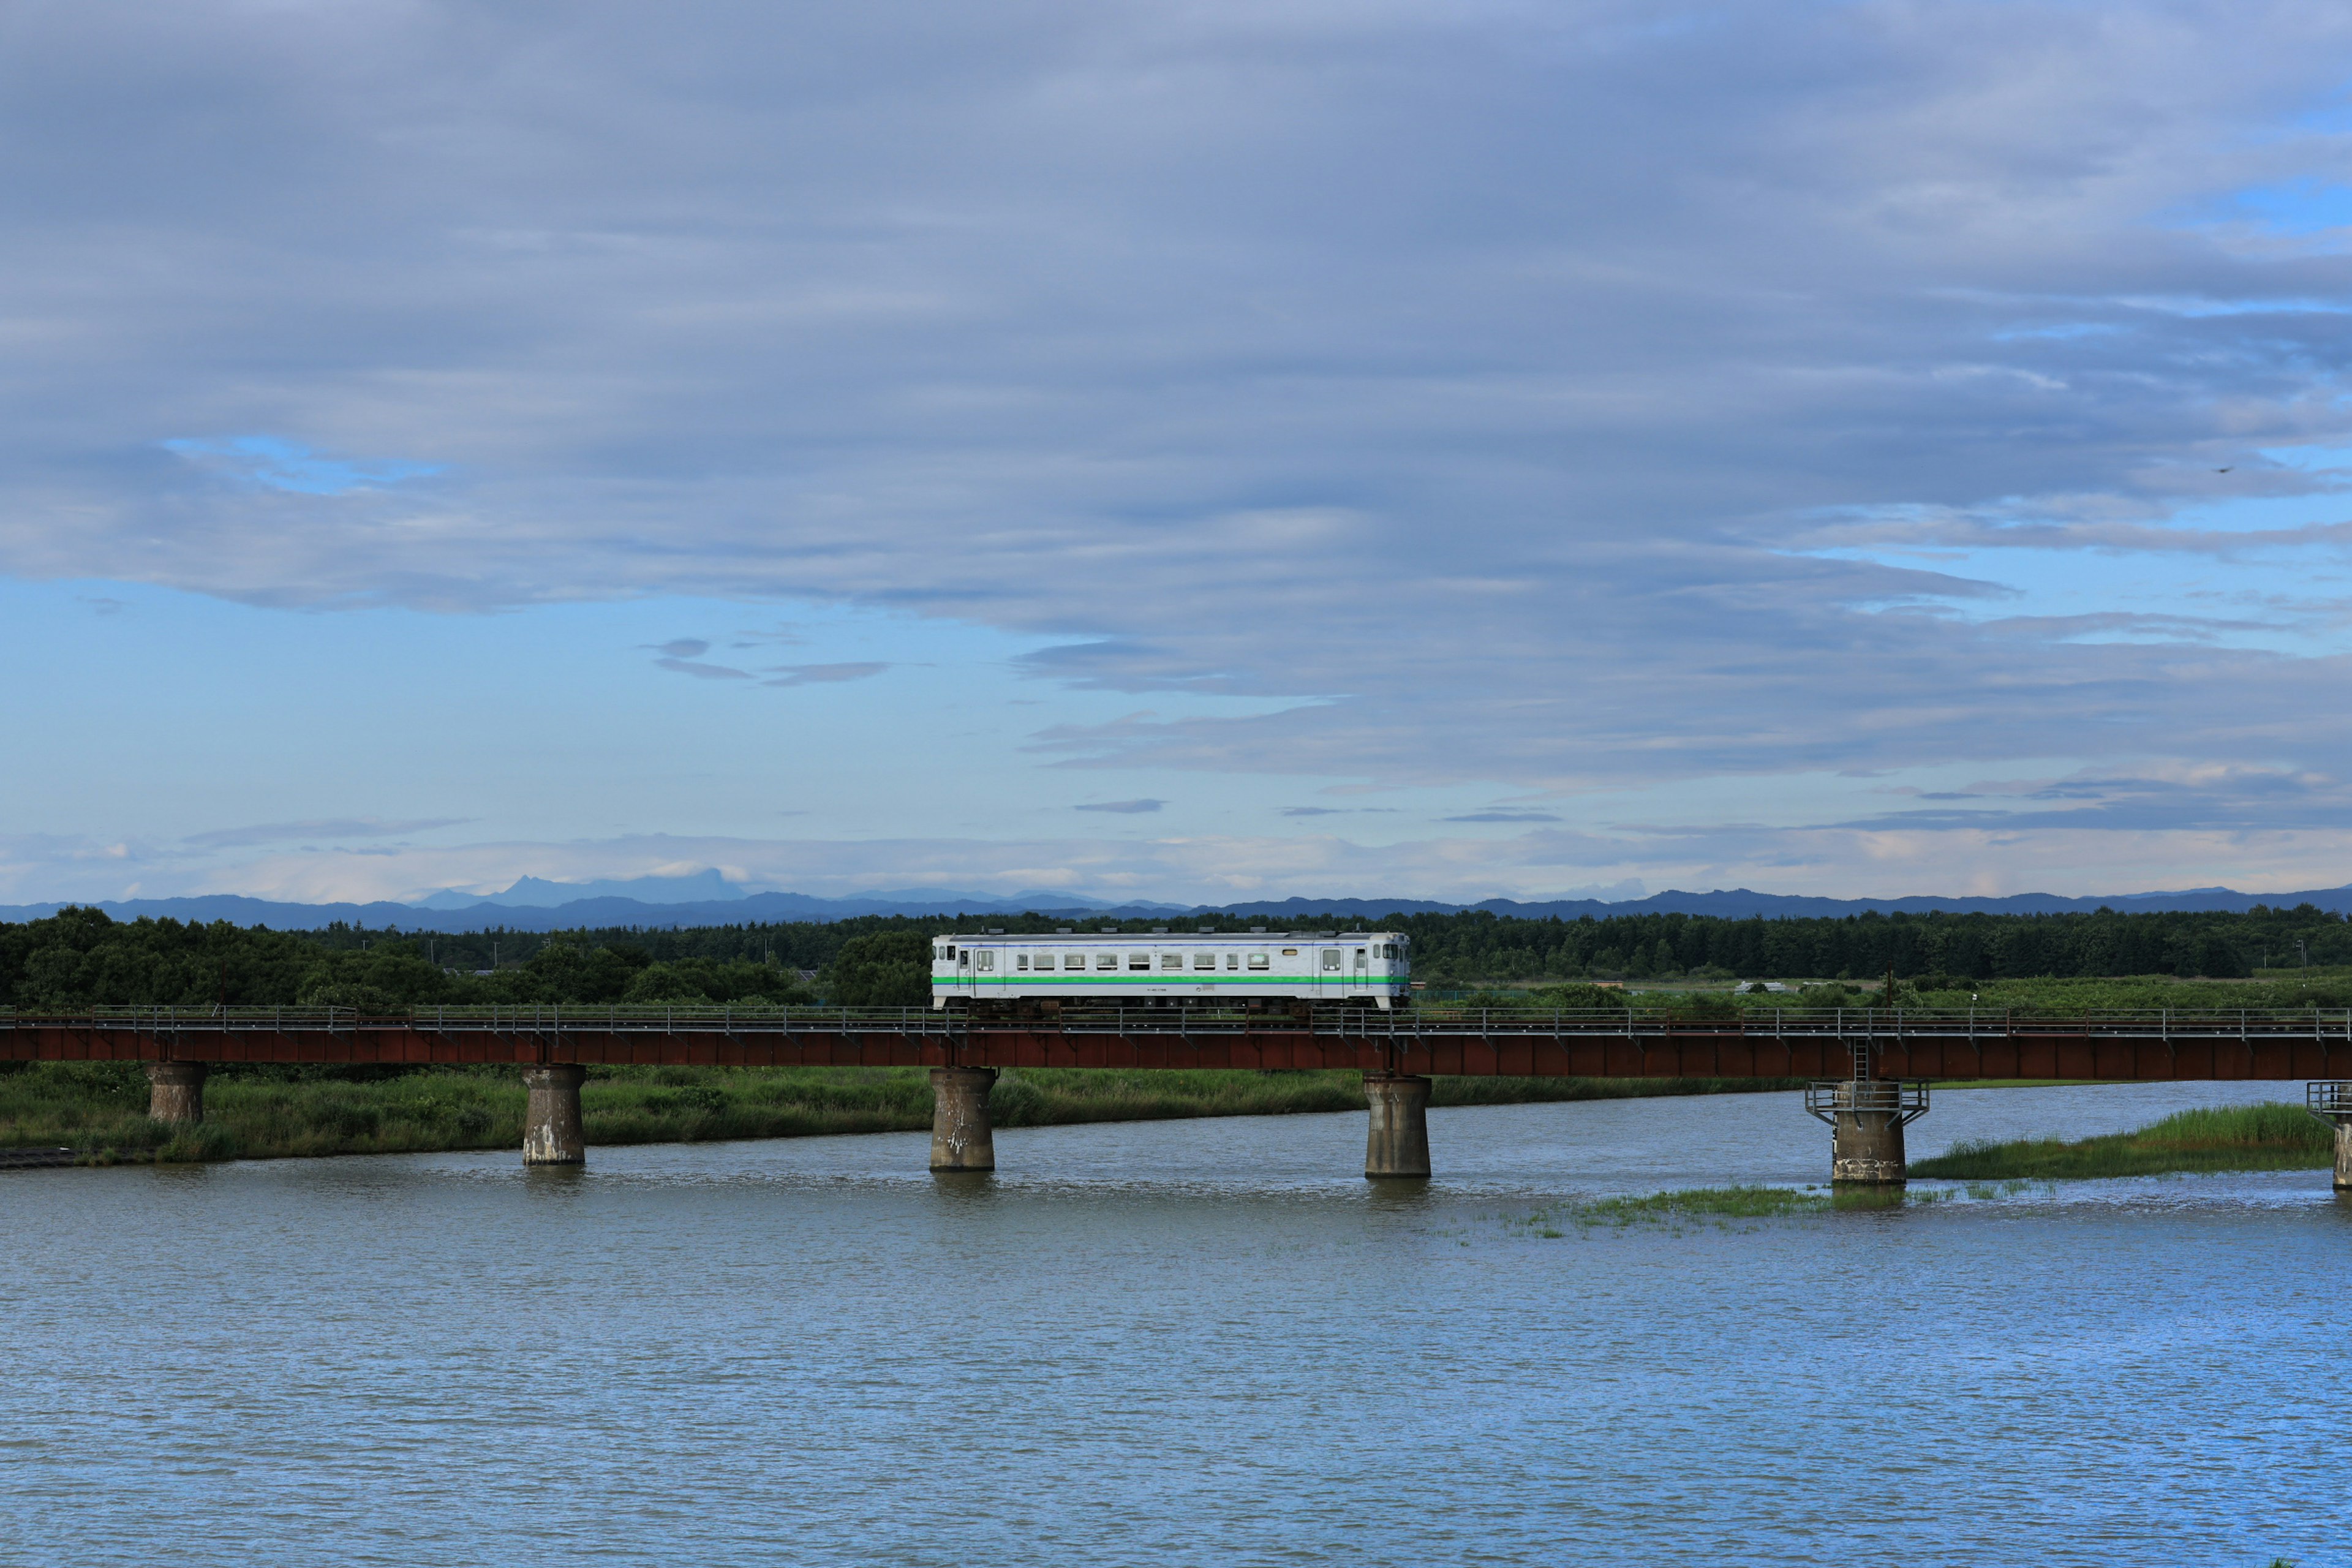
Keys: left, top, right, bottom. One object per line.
{"left": 937, "top": 930, "right": 1398, "bottom": 940}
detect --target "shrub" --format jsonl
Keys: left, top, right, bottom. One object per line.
{"left": 823, "top": 930, "right": 933, "bottom": 1007}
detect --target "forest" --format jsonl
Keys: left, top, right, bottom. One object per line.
{"left": 5, "top": 900, "right": 2352, "bottom": 1011}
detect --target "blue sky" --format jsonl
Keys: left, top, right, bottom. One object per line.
{"left": 8, "top": 0, "right": 2352, "bottom": 906}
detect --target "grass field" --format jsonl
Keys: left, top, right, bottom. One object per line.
{"left": 0, "top": 1061, "right": 1806, "bottom": 1165}
{"left": 1912, "top": 1102, "right": 2334, "bottom": 1180}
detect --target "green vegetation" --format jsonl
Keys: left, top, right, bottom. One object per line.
{"left": 0, "top": 906, "right": 818, "bottom": 1013}
{"left": 11, "top": 900, "right": 2352, "bottom": 1015}
{"left": 0, "top": 1061, "right": 1804, "bottom": 1166}
{"left": 1727, "top": 971, "right": 2352, "bottom": 1015}
{"left": 1913, "top": 1102, "right": 2333, "bottom": 1180}
{"left": 821, "top": 930, "right": 932, "bottom": 1006}
{"left": 1338, "top": 902, "right": 2352, "bottom": 987}
{"left": 1570, "top": 1185, "right": 1834, "bottom": 1222}
{"left": 1, "top": 1061, "right": 529, "bottom": 1164}
{"left": 1499, "top": 1184, "right": 1945, "bottom": 1235}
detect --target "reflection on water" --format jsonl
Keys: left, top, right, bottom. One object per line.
{"left": 2, "top": 1083, "right": 2346, "bottom": 1566}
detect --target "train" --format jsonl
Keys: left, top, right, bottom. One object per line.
{"left": 932, "top": 930, "right": 1411, "bottom": 1011}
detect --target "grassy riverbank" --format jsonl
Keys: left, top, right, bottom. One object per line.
{"left": 1912, "top": 1102, "right": 2332, "bottom": 1180}
{"left": 0, "top": 1063, "right": 1806, "bottom": 1165}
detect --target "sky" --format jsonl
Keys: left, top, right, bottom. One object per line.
{"left": 8, "top": 0, "right": 2352, "bottom": 907}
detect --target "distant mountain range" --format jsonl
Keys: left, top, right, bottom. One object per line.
{"left": 407, "top": 872, "right": 1167, "bottom": 914}
{"left": 6, "top": 881, "right": 2352, "bottom": 933}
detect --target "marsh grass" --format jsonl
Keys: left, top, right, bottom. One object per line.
{"left": 1580, "top": 1186, "right": 1834, "bottom": 1221}
{"left": 0, "top": 1062, "right": 530, "bottom": 1164}
{"left": 1499, "top": 1182, "right": 1980, "bottom": 1235}
{"left": 1912, "top": 1102, "right": 2331, "bottom": 1180}
{"left": 1500, "top": 1186, "right": 1838, "bottom": 1236}
{"left": 0, "top": 1061, "right": 1799, "bottom": 1165}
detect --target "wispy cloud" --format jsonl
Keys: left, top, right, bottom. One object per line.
{"left": 1075, "top": 799, "right": 1165, "bottom": 815}
{"left": 183, "top": 819, "right": 469, "bottom": 850}
{"left": 645, "top": 638, "right": 755, "bottom": 679}
{"left": 657, "top": 657, "right": 753, "bottom": 679}
{"left": 763, "top": 662, "right": 888, "bottom": 687}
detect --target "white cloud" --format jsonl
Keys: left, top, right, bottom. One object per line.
{"left": 9, "top": 1, "right": 2352, "bottom": 894}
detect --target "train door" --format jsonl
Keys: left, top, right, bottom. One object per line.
{"left": 1318, "top": 944, "right": 1341, "bottom": 998}
{"left": 1352, "top": 944, "right": 1370, "bottom": 998}
{"left": 952, "top": 943, "right": 973, "bottom": 1000}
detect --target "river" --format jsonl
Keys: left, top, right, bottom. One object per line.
{"left": 4, "top": 1081, "right": 2345, "bottom": 1565}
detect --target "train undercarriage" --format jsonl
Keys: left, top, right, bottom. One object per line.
{"left": 942, "top": 996, "right": 1391, "bottom": 1023}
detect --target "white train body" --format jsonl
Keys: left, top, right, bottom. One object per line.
{"left": 932, "top": 932, "right": 1410, "bottom": 1009}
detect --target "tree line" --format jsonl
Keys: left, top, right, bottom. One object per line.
{"left": 3, "top": 902, "right": 2349, "bottom": 1012}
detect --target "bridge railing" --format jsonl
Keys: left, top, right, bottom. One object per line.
{"left": 5, "top": 1003, "right": 2352, "bottom": 1041}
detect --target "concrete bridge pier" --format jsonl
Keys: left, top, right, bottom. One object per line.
{"left": 931, "top": 1066, "right": 998, "bottom": 1172}
{"left": 1805, "top": 1079, "right": 1927, "bottom": 1186}
{"left": 145, "top": 1061, "right": 208, "bottom": 1123}
{"left": 1364, "top": 1072, "right": 1432, "bottom": 1179}
{"left": 522, "top": 1065, "right": 588, "bottom": 1165}
{"left": 2304, "top": 1084, "right": 2352, "bottom": 1189}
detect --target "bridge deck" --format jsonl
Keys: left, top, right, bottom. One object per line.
{"left": 7, "top": 1006, "right": 2352, "bottom": 1080}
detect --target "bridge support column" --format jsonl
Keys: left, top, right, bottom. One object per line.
{"left": 1364, "top": 1072, "right": 1432, "bottom": 1179}
{"left": 1805, "top": 1079, "right": 1926, "bottom": 1186}
{"left": 930, "top": 1066, "right": 997, "bottom": 1172}
{"left": 146, "top": 1061, "right": 208, "bottom": 1123}
{"left": 1831, "top": 1083, "right": 1905, "bottom": 1185}
{"left": 2305, "top": 1084, "right": 2352, "bottom": 1189}
{"left": 522, "top": 1065, "right": 587, "bottom": 1165}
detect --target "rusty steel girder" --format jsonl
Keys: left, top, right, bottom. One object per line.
{"left": 6, "top": 1005, "right": 2352, "bottom": 1080}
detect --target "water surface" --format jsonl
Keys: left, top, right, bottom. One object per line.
{"left": 4, "top": 1083, "right": 2343, "bottom": 1565}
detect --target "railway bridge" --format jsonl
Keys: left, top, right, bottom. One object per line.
{"left": 13, "top": 1004, "right": 2352, "bottom": 1186}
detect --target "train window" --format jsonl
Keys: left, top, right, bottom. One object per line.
{"left": 1280, "top": 948, "right": 1297, "bottom": 957}
{"left": 1321, "top": 950, "right": 1340, "bottom": 971}
{"left": 978, "top": 952, "right": 995, "bottom": 971}
{"left": 1225, "top": 954, "right": 1238, "bottom": 970}
{"left": 945, "top": 946, "right": 957, "bottom": 960}
{"left": 1160, "top": 953, "right": 1182, "bottom": 970}
{"left": 1017, "top": 954, "right": 1030, "bottom": 970}
{"left": 1248, "top": 954, "right": 1269, "bottom": 970}
{"left": 1382, "top": 943, "right": 1397, "bottom": 960}
{"left": 1066, "top": 954, "right": 1085, "bottom": 970}
{"left": 1127, "top": 953, "right": 1149, "bottom": 970}
{"left": 1193, "top": 952, "right": 1215, "bottom": 970}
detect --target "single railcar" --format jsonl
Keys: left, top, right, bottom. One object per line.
{"left": 932, "top": 930, "right": 1410, "bottom": 1010}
